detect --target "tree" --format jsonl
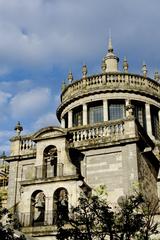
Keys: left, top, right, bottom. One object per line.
{"left": 0, "top": 205, "right": 26, "bottom": 240}
{"left": 56, "top": 186, "right": 159, "bottom": 240}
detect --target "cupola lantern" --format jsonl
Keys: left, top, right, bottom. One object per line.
{"left": 104, "top": 36, "right": 119, "bottom": 73}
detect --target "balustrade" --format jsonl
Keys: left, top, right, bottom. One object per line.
{"left": 69, "top": 121, "right": 125, "bottom": 143}
{"left": 20, "top": 210, "right": 58, "bottom": 227}
{"left": 35, "top": 163, "right": 64, "bottom": 179}
{"left": 20, "top": 136, "right": 36, "bottom": 154}
{"left": 61, "top": 73, "right": 160, "bottom": 102}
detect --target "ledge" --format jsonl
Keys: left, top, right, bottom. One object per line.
{"left": 20, "top": 174, "right": 80, "bottom": 186}
{"left": 5, "top": 153, "right": 36, "bottom": 162}
{"left": 22, "top": 225, "right": 57, "bottom": 236}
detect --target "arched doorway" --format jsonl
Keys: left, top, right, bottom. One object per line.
{"left": 53, "top": 188, "right": 68, "bottom": 224}
{"left": 43, "top": 145, "right": 57, "bottom": 178}
{"left": 31, "top": 190, "right": 45, "bottom": 226}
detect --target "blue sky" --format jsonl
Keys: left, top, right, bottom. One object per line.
{"left": 0, "top": 0, "right": 160, "bottom": 154}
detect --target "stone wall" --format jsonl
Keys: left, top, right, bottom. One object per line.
{"left": 82, "top": 143, "right": 139, "bottom": 203}
{"left": 137, "top": 147, "right": 159, "bottom": 203}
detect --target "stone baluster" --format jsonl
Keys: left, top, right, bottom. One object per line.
{"left": 88, "top": 129, "right": 92, "bottom": 139}
{"left": 80, "top": 130, "right": 83, "bottom": 141}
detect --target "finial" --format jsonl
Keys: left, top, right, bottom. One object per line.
{"left": 14, "top": 121, "right": 23, "bottom": 136}
{"left": 108, "top": 33, "right": 113, "bottom": 53}
{"left": 101, "top": 58, "right": 106, "bottom": 73}
{"left": 82, "top": 64, "right": 87, "bottom": 78}
{"left": 68, "top": 71, "right": 73, "bottom": 83}
{"left": 142, "top": 62, "right": 147, "bottom": 77}
{"left": 61, "top": 80, "right": 66, "bottom": 91}
{"left": 154, "top": 71, "right": 159, "bottom": 81}
{"left": 123, "top": 57, "right": 128, "bottom": 73}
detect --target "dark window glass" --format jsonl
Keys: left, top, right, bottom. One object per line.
{"left": 64, "top": 113, "right": 68, "bottom": 128}
{"left": 108, "top": 101, "right": 125, "bottom": 120}
{"left": 151, "top": 106, "right": 159, "bottom": 139}
{"left": 73, "top": 106, "right": 83, "bottom": 127}
{"left": 132, "top": 101, "right": 146, "bottom": 128}
{"left": 88, "top": 102, "right": 103, "bottom": 124}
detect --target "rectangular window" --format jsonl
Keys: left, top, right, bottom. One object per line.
{"left": 151, "top": 106, "right": 159, "bottom": 139}
{"left": 73, "top": 106, "right": 83, "bottom": 127}
{"left": 132, "top": 101, "right": 146, "bottom": 128}
{"left": 108, "top": 101, "right": 125, "bottom": 120}
{"left": 88, "top": 102, "right": 103, "bottom": 124}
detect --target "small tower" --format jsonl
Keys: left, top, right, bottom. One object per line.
{"left": 123, "top": 57, "right": 129, "bottom": 73}
{"left": 68, "top": 71, "right": 73, "bottom": 83}
{"left": 14, "top": 121, "right": 23, "bottom": 136}
{"left": 104, "top": 36, "right": 119, "bottom": 72}
{"left": 142, "top": 62, "right": 147, "bottom": 77}
{"left": 154, "top": 71, "right": 159, "bottom": 81}
{"left": 82, "top": 64, "right": 87, "bottom": 78}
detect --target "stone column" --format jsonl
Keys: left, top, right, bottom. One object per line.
{"left": 45, "top": 196, "right": 53, "bottom": 225}
{"left": 103, "top": 99, "right": 108, "bottom": 121}
{"left": 83, "top": 103, "right": 88, "bottom": 125}
{"left": 61, "top": 118, "right": 65, "bottom": 128}
{"left": 68, "top": 110, "right": 73, "bottom": 128}
{"left": 145, "top": 103, "right": 152, "bottom": 137}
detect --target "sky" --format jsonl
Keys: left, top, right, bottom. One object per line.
{"left": 0, "top": 0, "right": 160, "bottom": 154}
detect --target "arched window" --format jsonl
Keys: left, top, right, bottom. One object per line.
{"left": 53, "top": 188, "right": 68, "bottom": 224}
{"left": 31, "top": 190, "right": 45, "bottom": 226}
{"left": 44, "top": 145, "right": 57, "bottom": 178}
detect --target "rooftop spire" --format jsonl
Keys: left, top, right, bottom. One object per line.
{"left": 108, "top": 34, "right": 113, "bottom": 53}
{"left": 103, "top": 35, "right": 119, "bottom": 73}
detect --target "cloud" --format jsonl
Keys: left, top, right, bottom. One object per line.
{"left": 10, "top": 87, "right": 52, "bottom": 118}
{"left": 0, "top": 79, "right": 33, "bottom": 92}
{"left": 0, "top": 130, "right": 12, "bottom": 139}
{"left": 0, "top": 0, "right": 158, "bottom": 70}
{"left": 34, "top": 112, "right": 59, "bottom": 130}
{"left": 0, "top": 91, "right": 11, "bottom": 105}
{"left": 0, "top": 130, "right": 13, "bottom": 154}
{"left": 0, "top": 65, "right": 10, "bottom": 75}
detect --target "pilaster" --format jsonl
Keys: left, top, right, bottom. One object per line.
{"left": 103, "top": 99, "right": 108, "bottom": 121}
{"left": 61, "top": 118, "right": 65, "bottom": 128}
{"left": 145, "top": 103, "right": 152, "bottom": 138}
{"left": 83, "top": 103, "right": 88, "bottom": 125}
{"left": 68, "top": 110, "right": 73, "bottom": 128}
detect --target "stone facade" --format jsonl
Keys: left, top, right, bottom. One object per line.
{"left": 0, "top": 159, "right": 8, "bottom": 208}
{"left": 5, "top": 39, "right": 160, "bottom": 239}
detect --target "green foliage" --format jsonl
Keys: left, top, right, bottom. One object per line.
{"left": 0, "top": 207, "right": 26, "bottom": 240}
{"left": 57, "top": 186, "right": 159, "bottom": 240}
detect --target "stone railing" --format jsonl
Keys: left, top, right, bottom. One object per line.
{"left": 35, "top": 163, "right": 64, "bottom": 179}
{"left": 68, "top": 118, "right": 138, "bottom": 148}
{"left": 20, "top": 210, "right": 57, "bottom": 227}
{"left": 20, "top": 135, "right": 36, "bottom": 154}
{"left": 61, "top": 73, "right": 160, "bottom": 103}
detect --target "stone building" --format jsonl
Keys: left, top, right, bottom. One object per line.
{"left": 0, "top": 154, "right": 8, "bottom": 208}
{"left": 6, "top": 38, "right": 160, "bottom": 239}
